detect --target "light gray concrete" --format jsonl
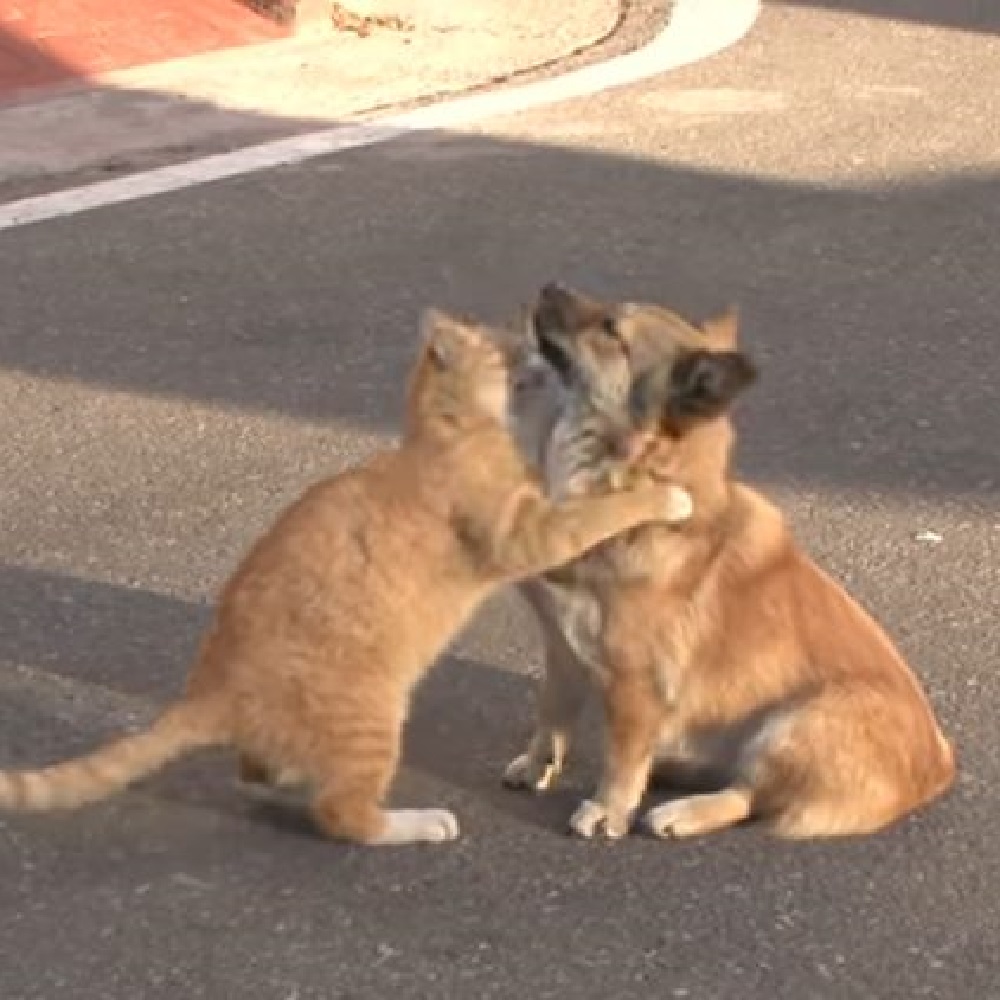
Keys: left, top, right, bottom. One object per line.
{"left": 0, "top": 0, "right": 624, "bottom": 187}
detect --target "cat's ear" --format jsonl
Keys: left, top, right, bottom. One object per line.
{"left": 421, "top": 308, "right": 477, "bottom": 368}
{"left": 700, "top": 306, "right": 740, "bottom": 350}
{"left": 631, "top": 349, "right": 757, "bottom": 428}
{"left": 533, "top": 282, "right": 610, "bottom": 337}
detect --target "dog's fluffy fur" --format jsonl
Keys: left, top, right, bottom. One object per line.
{"left": 506, "top": 284, "right": 954, "bottom": 841}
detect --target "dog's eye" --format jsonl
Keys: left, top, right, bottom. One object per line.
{"left": 599, "top": 317, "right": 631, "bottom": 363}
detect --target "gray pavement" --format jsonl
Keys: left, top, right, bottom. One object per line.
{"left": 1, "top": 2, "right": 998, "bottom": 998}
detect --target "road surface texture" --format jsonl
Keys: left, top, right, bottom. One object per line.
{"left": 0, "top": 2, "right": 997, "bottom": 998}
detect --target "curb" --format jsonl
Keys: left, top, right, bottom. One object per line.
{"left": 0, "top": 0, "right": 761, "bottom": 231}
{"left": 240, "top": 0, "right": 329, "bottom": 30}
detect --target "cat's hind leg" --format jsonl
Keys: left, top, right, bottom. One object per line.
{"left": 308, "top": 724, "right": 459, "bottom": 847}
{"left": 236, "top": 753, "right": 309, "bottom": 798}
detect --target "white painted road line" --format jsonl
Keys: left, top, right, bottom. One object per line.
{"left": 0, "top": 0, "right": 760, "bottom": 232}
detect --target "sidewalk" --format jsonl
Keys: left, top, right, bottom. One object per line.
{"left": 0, "top": 0, "right": 625, "bottom": 192}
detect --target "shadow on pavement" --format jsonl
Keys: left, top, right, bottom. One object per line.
{"left": 0, "top": 563, "right": 562, "bottom": 831}
{"left": 0, "top": 17, "right": 84, "bottom": 95}
{"left": 1, "top": 132, "right": 998, "bottom": 503}
{"left": 775, "top": 0, "right": 1000, "bottom": 33}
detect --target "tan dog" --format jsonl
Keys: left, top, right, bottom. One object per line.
{"left": 0, "top": 308, "right": 693, "bottom": 847}
{"left": 506, "top": 284, "right": 954, "bottom": 840}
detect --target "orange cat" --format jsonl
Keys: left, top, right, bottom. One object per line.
{"left": 0, "top": 309, "right": 692, "bottom": 847}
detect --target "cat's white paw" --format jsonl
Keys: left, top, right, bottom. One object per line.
{"left": 376, "top": 808, "right": 460, "bottom": 846}
{"left": 503, "top": 753, "right": 561, "bottom": 792}
{"left": 662, "top": 485, "right": 693, "bottom": 524}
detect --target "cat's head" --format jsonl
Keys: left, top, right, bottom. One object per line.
{"left": 405, "top": 308, "right": 548, "bottom": 440}
{"left": 529, "top": 283, "right": 757, "bottom": 502}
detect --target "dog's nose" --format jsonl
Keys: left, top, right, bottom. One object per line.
{"left": 610, "top": 429, "right": 652, "bottom": 462}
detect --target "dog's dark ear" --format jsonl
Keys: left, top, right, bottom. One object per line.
{"left": 533, "top": 282, "right": 609, "bottom": 337}
{"left": 668, "top": 350, "right": 757, "bottom": 421}
{"left": 631, "top": 350, "right": 757, "bottom": 428}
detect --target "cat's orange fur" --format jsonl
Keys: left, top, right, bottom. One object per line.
{"left": 0, "top": 309, "right": 692, "bottom": 847}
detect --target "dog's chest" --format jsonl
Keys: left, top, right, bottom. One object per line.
{"left": 540, "top": 573, "right": 687, "bottom": 708}
{"left": 538, "top": 579, "right": 607, "bottom": 678}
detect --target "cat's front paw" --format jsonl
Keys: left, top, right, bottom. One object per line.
{"left": 568, "top": 799, "right": 630, "bottom": 839}
{"left": 660, "top": 484, "right": 693, "bottom": 525}
{"left": 503, "top": 752, "right": 562, "bottom": 793}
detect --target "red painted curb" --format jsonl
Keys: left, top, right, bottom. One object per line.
{"left": 0, "top": 0, "right": 289, "bottom": 98}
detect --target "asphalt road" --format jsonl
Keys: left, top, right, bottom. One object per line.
{"left": 1, "top": 3, "right": 998, "bottom": 998}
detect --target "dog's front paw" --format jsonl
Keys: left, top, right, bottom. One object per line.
{"left": 568, "top": 799, "right": 629, "bottom": 839}
{"left": 503, "top": 752, "right": 562, "bottom": 792}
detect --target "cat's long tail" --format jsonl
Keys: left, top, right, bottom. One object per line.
{"left": 0, "top": 698, "right": 228, "bottom": 812}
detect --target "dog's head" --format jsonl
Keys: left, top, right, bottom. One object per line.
{"left": 529, "top": 283, "right": 757, "bottom": 503}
